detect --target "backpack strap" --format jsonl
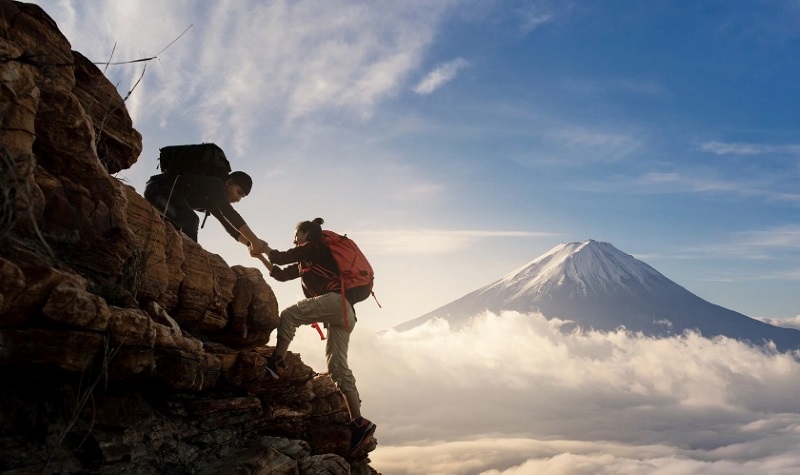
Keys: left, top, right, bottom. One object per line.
{"left": 307, "top": 263, "right": 338, "bottom": 283}
{"left": 158, "top": 175, "right": 181, "bottom": 218}
{"left": 200, "top": 210, "right": 211, "bottom": 229}
{"left": 371, "top": 291, "right": 382, "bottom": 309}
{"left": 311, "top": 322, "right": 326, "bottom": 340}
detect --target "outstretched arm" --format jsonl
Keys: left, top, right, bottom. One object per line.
{"left": 252, "top": 250, "right": 301, "bottom": 282}
{"left": 254, "top": 253, "right": 273, "bottom": 272}
{"left": 237, "top": 224, "right": 269, "bottom": 254}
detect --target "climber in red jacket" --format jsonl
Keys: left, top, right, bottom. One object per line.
{"left": 256, "top": 217, "right": 376, "bottom": 455}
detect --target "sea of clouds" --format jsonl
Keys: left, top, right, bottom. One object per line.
{"left": 294, "top": 311, "right": 800, "bottom": 474}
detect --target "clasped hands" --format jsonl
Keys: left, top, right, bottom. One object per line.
{"left": 249, "top": 238, "right": 270, "bottom": 257}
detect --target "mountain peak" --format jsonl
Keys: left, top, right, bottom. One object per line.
{"left": 492, "top": 240, "right": 664, "bottom": 300}
{"left": 397, "top": 240, "right": 800, "bottom": 351}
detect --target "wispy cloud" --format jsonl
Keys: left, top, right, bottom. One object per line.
{"left": 700, "top": 141, "right": 800, "bottom": 156}
{"left": 574, "top": 172, "right": 800, "bottom": 202}
{"left": 188, "top": 0, "right": 449, "bottom": 148}
{"left": 515, "top": 125, "right": 642, "bottom": 167}
{"left": 515, "top": 1, "right": 558, "bottom": 36}
{"left": 636, "top": 172, "right": 738, "bottom": 193}
{"left": 667, "top": 226, "right": 800, "bottom": 273}
{"left": 563, "top": 77, "right": 666, "bottom": 98}
{"left": 305, "top": 311, "right": 800, "bottom": 474}
{"left": 550, "top": 127, "right": 640, "bottom": 155}
{"left": 618, "top": 78, "right": 666, "bottom": 96}
{"left": 736, "top": 226, "right": 800, "bottom": 250}
{"left": 518, "top": 12, "right": 554, "bottom": 35}
{"left": 29, "top": 0, "right": 193, "bottom": 123}
{"left": 757, "top": 315, "right": 800, "bottom": 330}
{"left": 38, "top": 0, "right": 458, "bottom": 153}
{"left": 356, "top": 229, "right": 558, "bottom": 255}
{"left": 413, "top": 58, "right": 469, "bottom": 95}
{"left": 690, "top": 226, "right": 800, "bottom": 262}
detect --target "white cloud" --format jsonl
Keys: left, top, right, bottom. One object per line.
{"left": 186, "top": 0, "right": 447, "bottom": 148}
{"left": 637, "top": 172, "right": 737, "bottom": 193}
{"left": 29, "top": 0, "right": 191, "bottom": 125}
{"left": 33, "top": 0, "right": 459, "bottom": 153}
{"left": 735, "top": 227, "right": 800, "bottom": 250}
{"left": 700, "top": 141, "right": 800, "bottom": 156}
{"left": 306, "top": 311, "right": 800, "bottom": 474}
{"left": 514, "top": 1, "right": 559, "bottom": 36}
{"left": 524, "top": 125, "right": 642, "bottom": 166}
{"left": 518, "top": 12, "right": 554, "bottom": 36}
{"left": 561, "top": 77, "right": 665, "bottom": 99}
{"left": 413, "top": 58, "right": 469, "bottom": 95}
{"left": 618, "top": 78, "right": 665, "bottom": 96}
{"left": 757, "top": 315, "right": 800, "bottom": 330}
{"left": 684, "top": 226, "right": 800, "bottom": 262}
{"left": 573, "top": 172, "right": 800, "bottom": 202}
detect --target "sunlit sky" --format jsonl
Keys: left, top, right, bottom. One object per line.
{"left": 30, "top": 0, "right": 800, "bottom": 334}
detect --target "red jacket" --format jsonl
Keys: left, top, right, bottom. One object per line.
{"left": 268, "top": 241, "right": 339, "bottom": 299}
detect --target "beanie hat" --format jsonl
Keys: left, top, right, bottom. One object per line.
{"left": 228, "top": 171, "right": 252, "bottom": 195}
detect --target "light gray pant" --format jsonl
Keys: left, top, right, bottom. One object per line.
{"left": 277, "top": 292, "right": 357, "bottom": 392}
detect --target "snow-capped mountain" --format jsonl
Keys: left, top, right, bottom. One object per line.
{"left": 396, "top": 240, "right": 800, "bottom": 351}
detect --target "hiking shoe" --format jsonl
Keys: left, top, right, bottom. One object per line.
{"left": 347, "top": 417, "right": 376, "bottom": 454}
{"left": 266, "top": 354, "right": 286, "bottom": 380}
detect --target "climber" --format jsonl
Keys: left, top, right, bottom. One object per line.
{"left": 256, "top": 217, "right": 376, "bottom": 455}
{"left": 144, "top": 170, "right": 269, "bottom": 255}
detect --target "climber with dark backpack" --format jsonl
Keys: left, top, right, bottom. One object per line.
{"left": 255, "top": 217, "right": 378, "bottom": 455}
{"left": 143, "top": 143, "right": 269, "bottom": 255}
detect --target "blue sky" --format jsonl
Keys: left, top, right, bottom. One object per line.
{"left": 31, "top": 0, "right": 800, "bottom": 332}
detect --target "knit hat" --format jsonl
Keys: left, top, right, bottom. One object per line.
{"left": 228, "top": 171, "right": 252, "bottom": 195}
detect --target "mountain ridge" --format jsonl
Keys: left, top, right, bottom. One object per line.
{"left": 397, "top": 240, "right": 800, "bottom": 351}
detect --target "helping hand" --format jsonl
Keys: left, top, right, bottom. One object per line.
{"left": 249, "top": 238, "right": 269, "bottom": 256}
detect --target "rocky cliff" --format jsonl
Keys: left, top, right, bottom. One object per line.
{"left": 0, "top": 2, "right": 377, "bottom": 473}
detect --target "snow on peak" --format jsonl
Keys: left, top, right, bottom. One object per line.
{"left": 489, "top": 240, "right": 665, "bottom": 298}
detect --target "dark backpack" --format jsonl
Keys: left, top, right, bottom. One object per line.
{"left": 157, "top": 143, "right": 233, "bottom": 229}
{"left": 158, "top": 143, "right": 231, "bottom": 178}
{"left": 307, "top": 230, "right": 379, "bottom": 337}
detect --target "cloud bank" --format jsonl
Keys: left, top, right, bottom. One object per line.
{"left": 301, "top": 311, "right": 800, "bottom": 474}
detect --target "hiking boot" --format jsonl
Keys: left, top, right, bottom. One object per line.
{"left": 347, "top": 417, "right": 376, "bottom": 454}
{"left": 266, "top": 353, "right": 286, "bottom": 380}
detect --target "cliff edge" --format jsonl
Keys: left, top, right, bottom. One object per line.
{"left": 0, "top": 1, "right": 377, "bottom": 473}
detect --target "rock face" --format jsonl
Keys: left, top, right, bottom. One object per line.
{"left": 0, "top": 2, "right": 378, "bottom": 473}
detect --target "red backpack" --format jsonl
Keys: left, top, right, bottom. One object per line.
{"left": 308, "top": 230, "right": 379, "bottom": 338}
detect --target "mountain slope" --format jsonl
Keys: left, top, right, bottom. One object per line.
{"left": 397, "top": 240, "right": 800, "bottom": 351}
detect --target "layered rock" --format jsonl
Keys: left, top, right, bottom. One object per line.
{"left": 0, "top": 1, "right": 378, "bottom": 473}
